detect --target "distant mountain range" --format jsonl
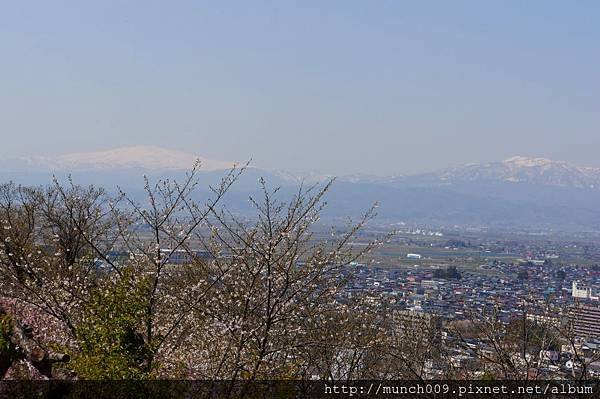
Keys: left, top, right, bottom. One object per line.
{"left": 3, "top": 146, "right": 600, "bottom": 232}
{"left": 436, "top": 156, "right": 600, "bottom": 189}
{"left": 18, "top": 145, "right": 236, "bottom": 172}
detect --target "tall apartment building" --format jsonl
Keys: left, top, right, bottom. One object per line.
{"left": 569, "top": 304, "right": 600, "bottom": 339}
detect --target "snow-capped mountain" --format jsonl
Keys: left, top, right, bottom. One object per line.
{"left": 4, "top": 148, "right": 600, "bottom": 231}
{"left": 15, "top": 147, "right": 600, "bottom": 190}
{"left": 435, "top": 156, "right": 600, "bottom": 189}
{"left": 266, "top": 156, "right": 600, "bottom": 189}
{"left": 22, "top": 146, "right": 236, "bottom": 172}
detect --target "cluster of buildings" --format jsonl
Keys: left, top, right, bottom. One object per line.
{"left": 97, "top": 234, "right": 600, "bottom": 377}
{"left": 340, "top": 255, "right": 600, "bottom": 377}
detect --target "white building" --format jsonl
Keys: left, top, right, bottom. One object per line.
{"left": 573, "top": 281, "right": 598, "bottom": 300}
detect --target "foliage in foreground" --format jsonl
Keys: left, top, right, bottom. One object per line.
{"left": 0, "top": 164, "right": 387, "bottom": 380}
{"left": 0, "top": 165, "right": 594, "bottom": 382}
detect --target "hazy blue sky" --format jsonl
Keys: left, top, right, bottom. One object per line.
{"left": 1, "top": 1, "right": 599, "bottom": 175}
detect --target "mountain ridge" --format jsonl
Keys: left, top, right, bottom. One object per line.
{"left": 10, "top": 146, "right": 600, "bottom": 190}
{"left": 20, "top": 145, "right": 236, "bottom": 172}
{"left": 434, "top": 156, "right": 600, "bottom": 189}
{"left": 3, "top": 147, "right": 600, "bottom": 231}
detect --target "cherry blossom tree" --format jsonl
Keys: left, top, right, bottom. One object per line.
{"left": 0, "top": 164, "right": 389, "bottom": 381}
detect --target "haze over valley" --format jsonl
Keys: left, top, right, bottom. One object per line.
{"left": 4, "top": 145, "right": 600, "bottom": 232}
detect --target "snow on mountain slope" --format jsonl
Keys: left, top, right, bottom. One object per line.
{"left": 25, "top": 146, "right": 235, "bottom": 172}
{"left": 437, "top": 156, "right": 600, "bottom": 189}
{"left": 10, "top": 148, "right": 600, "bottom": 190}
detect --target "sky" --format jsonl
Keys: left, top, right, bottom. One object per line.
{"left": 1, "top": 1, "right": 599, "bottom": 175}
